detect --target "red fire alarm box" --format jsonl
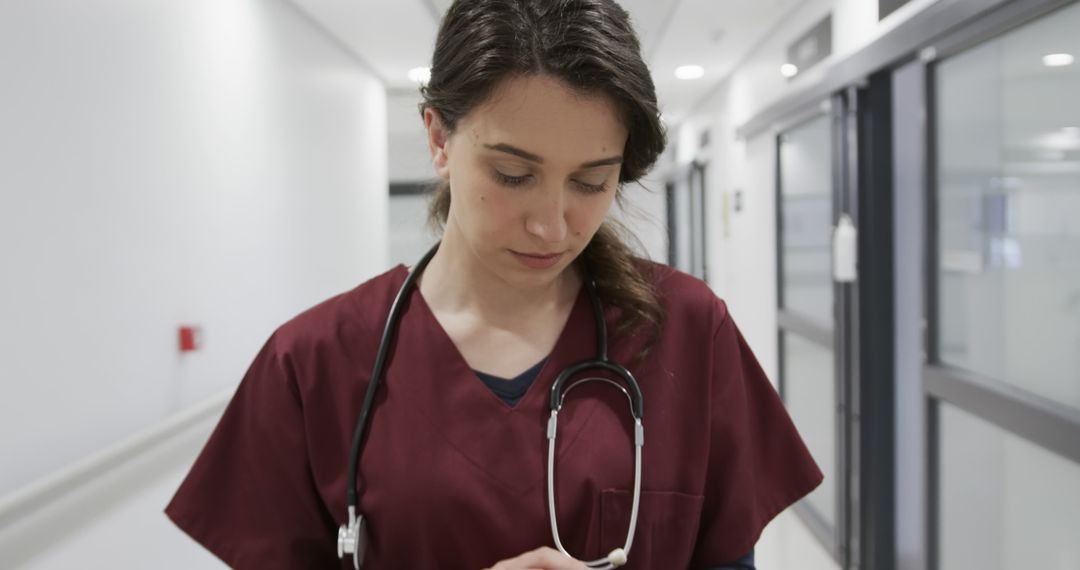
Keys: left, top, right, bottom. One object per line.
{"left": 179, "top": 325, "right": 202, "bottom": 352}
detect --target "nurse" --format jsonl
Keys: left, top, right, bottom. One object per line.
{"left": 165, "top": 0, "right": 823, "bottom": 568}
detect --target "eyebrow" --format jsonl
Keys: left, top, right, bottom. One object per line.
{"left": 483, "top": 143, "right": 623, "bottom": 168}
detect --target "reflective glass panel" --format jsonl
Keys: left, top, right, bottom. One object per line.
{"left": 779, "top": 113, "right": 834, "bottom": 328}
{"left": 940, "top": 403, "right": 1080, "bottom": 569}
{"left": 935, "top": 2, "right": 1080, "bottom": 410}
{"left": 781, "top": 331, "right": 836, "bottom": 528}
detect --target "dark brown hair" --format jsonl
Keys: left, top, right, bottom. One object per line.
{"left": 420, "top": 0, "right": 667, "bottom": 346}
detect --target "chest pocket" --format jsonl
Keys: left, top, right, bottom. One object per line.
{"left": 599, "top": 489, "right": 705, "bottom": 570}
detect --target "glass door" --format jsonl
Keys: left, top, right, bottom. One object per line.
{"left": 666, "top": 161, "right": 708, "bottom": 280}
{"left": 775, "top": 94, "right": 858, "bottom": 567}
{"left": 926, "top": 2, "right": 1080, "bottom": 568}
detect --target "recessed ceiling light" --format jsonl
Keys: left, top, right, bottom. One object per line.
{"left": 1042, "top": 53, "right": 1074, "bottom": 67}
{"left": 675, "top": 65, "right": 705, "bottom": 80}
{"left": 408, "top": 67, "right": 431, "bottom": 83}
{"left": 780, "top": 63, "right": 799, "bottom": 78}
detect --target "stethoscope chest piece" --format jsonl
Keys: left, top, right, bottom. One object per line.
{"left": 337, "top": 506, "right": 368, "bottom": 569}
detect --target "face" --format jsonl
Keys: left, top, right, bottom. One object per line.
{"left": 425, "top": 74, "right": 628, "bottom": 288}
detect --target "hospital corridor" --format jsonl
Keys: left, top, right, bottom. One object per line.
{"left": 1, "top": 0, "right": 1078, "bottom": 568}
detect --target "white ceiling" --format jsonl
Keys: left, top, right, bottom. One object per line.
{"left": 290, "top": 0, "right": 807, "bottom": 125}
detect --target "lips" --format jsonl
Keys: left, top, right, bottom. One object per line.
{"left": 510, "top": 250, "right": 566, "bottom": 269}
{"left": 515, "top": 251, "right": 562, "bottom": 258}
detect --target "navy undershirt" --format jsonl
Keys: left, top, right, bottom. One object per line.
{"left": 473, "top": 358, "right": 546, "bottom": 407}
{"left": 472, "top": 363, "right": 756, "bottom": 570}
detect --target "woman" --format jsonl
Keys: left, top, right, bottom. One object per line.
{"left": 165, "top": 0, "right": 822, "bottom": 568}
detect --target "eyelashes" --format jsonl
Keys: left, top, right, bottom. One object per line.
{"left": 574, "top": 180, "right": 609, "bottom": 194}
{"left": 492, "top": 170, "right": 609, "bottom": 194}
{"left": 493, "top": 170, "right": 530, "bottom": 187}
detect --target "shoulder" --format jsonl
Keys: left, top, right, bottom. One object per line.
{"left": 270, "top": 264, "right": 408, "bottom": 357}
{"left": 633, "top": 258, "right": 730, "bottom": 334}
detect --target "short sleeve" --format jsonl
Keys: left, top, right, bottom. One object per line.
{"left": 164, "top": 333, "right": 341, "bottom": 569}
{"left": 690, "top": 310, "right": 824, "bottom": 567}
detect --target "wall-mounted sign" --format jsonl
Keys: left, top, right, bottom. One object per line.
{"left": 786, "top": 15, "right": 832, "bottom": 78}
{"left": 879, "top": 0, "right": 913, "bottom": 20}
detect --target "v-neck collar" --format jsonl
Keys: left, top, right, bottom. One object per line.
{"left": 384, "top": 265, "right": 603, "bottom": 494}
{"left": 474, "top": 358, "right": 549, "bottom": 408}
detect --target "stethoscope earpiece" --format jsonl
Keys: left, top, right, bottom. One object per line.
{"left": 607, "top": 547, "right": 628, "bottom": 567}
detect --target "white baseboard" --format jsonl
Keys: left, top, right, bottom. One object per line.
{"left": 0, "top": 390, "right": 231, "bottom": 567}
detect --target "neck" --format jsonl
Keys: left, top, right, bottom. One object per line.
{"left": 417, "top": 232, "right": 580, "bottom": 327}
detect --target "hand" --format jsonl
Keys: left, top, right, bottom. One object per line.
{"left": 483, "top": 546, "right": 588, "bottom": 570}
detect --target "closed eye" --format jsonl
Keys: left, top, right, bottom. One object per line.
{"left": 494, "top": 169, "right": 609, "bottom": 194}
{"left": 573, "top": 179, "right": 608, "bottom": 193}
{"left": 493, "top": 170, "right": 531, "bottom": 187}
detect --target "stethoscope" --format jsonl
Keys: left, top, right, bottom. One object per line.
{"left": 337, "top": 242, "right": 644, "bottom": 569}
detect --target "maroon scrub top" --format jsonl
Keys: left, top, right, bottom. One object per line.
{"left": 165, "top": 262, "right": 822, "bottom": 569}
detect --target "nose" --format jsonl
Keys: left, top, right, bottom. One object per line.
{"left": 524, "top": 185, "right": 568, "bottom": 243}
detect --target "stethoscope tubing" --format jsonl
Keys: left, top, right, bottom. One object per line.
{"left": 345, "top": 243, "right": 440, "bottom": 508}
{"left": 547, "top": 377, "right": 644, "bottom": 568}
{"left": 339, "top": 242, "right": 644, "bottom": 569}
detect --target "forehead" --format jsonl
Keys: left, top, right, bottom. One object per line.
{"left": 457, "top": 74, "right": 628, "bottom": 163}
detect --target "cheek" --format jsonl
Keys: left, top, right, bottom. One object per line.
{"left": 571, "top": 194, "right": 616, "bottom": 236}
{"left": 460, "top": 179, "right": 520, "bottom": 235}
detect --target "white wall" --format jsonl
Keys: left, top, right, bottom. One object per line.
{"left": 0, "top": 0, "right": 388, "bottom": 498}
{"left": 616, "top": 172, "right": 669, "bottom": 264}
{"left": 386, "top": 90, "right": 441, "bottom": 267}
{"left": 670, "top": 0, "right": 945, "bottom": 376}
{"left": 2, "top": 414, "right": 228, "bottom": 568}
{"left": 389, "top": 193, "right": 439, "bottom": 266}
{"left": 388, "top": 90, "right": 435, "bottom": 183}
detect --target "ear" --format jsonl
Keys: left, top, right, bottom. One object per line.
{"left": 424, "top": 108, "right": 451, "bottom": 181}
